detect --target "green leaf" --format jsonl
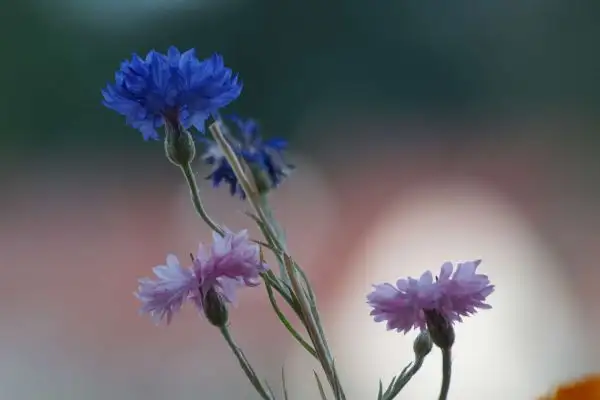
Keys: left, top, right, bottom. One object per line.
{"left": 247, "top": 203, "right": 345, "bottom": 399}
{"left": 329, "top": 359, "right": 345, "bottom": 400}
{"left": 294, "top": 260, "right": 336, "bottom": 367}
{"left": 265, "top": 381, "right": 275, "bottom": 399}
{"left": 281, "top": 367, "right": 290, "bottom": 400}
{"left": 264, "top": 279, "right": 318, "bottom": 359}
{"left": 245, "top": 210, "right": 288, "bottom": 279}
{"left": 313, "top": 371, "right": 329, "bottom": 400}
{"left": 399, "top": 363, "right": 412, "bottom": 376}
{"left": 381, "top": 359, "right": 425, "bottom": 400}
{"left": 259, "top": 194, "right": 289, "bottom": 250}
{"left": 262, "top": 271, "right": 302, "bottom": 317}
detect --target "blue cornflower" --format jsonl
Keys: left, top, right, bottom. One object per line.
{"left": 102, "top": 46, "right": 242, "bottom": 140}
{"left": 202, "top": 115, "right": 293, "bottom": 198}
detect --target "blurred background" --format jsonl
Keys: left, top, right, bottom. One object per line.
{"left": 1, "top": 1, "right": 600, "bottom": 399}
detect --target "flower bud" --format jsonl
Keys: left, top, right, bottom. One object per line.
{"left": 164, "top": 117, "right": 196, "bottom": 166}
{"left": 202, "top": 287, "right": 229, "bottom": 328}
{"left": 424, "top": 309, "right": 455, "bottom": 350}
{"left": 413, "top": 331, "right": 433, "bottom": 359}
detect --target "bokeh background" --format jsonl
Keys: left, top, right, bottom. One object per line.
{"left": 2, "top": 1, "right": 600, "bottom": 399}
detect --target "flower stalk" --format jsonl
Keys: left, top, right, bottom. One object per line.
{"left": 219, "top": 325, "right": 273, "bottom": 400}
{"left": 379, "top": 332, "right": 432, "bottom": 400}
{"left": 380, "top": 358, "right": 425, "bottom": 400}
{"left": 209, "top": 120, "right": 345, "bottom": 399}
{"left": 179, "top": 162, "right": 224, "bottom": 236}
{"left": 162, "top": 117, "right": 224, "bottom": 237}
{"left": 438, "top": 348, "right": 452, "bottom": 400}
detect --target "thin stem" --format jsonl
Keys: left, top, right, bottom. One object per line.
{"left": 262, "top": 270, "right": 298, "bottom": 313}
{"left": 259, "top": 194, "right": 287, "bottom": 249}
{"left": 282, "top": 256, "right": 342, "bottom": 399}
{"left": 179, "top": 163, "right": 223, "bottom": 236}
{"left": 264, "top": 281, "right": 318, "bottom": 359}
{"left": 383, "top": 357, "right": 425, "bottom": 400}
{"left": 259, "top": 194, "right": 289, "bottom": 279}
{"left": 209, "top": 121, "right": 344, "bottom": 399}
{"left": 208, "top": 123, "right": 278, "bottom": 244}
{"left": 438, "top": 348, "right": 452, "bottom": 400}
{"left": 219, "top": 326, "right": 272, "bottom": 400}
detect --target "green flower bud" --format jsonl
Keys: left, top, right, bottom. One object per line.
{"left": 202, "top": 287, "right": 229, "bottom": 328}
{"left": 164, "top": 118, "right": 196, "bottom": 167}
{"left": 413, "top": 331, "right": 433, "bottom": 359}
{"left": 424, "top": 309, "right": 455, "bottom": 350}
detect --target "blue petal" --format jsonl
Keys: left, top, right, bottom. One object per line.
{"left": 200, "top": 115, "right": 291, "bottom": 198}
{"left": 102, "top": 47, "right": 242, "bottom": 139}
{"left": 263, "top": 138, "right": 287, "bottom": 150}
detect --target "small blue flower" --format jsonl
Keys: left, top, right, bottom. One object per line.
{"left": 102, "top": 46, "right": 242, "bottom": 140}
{"left": 202, "top": 115, "right": 293, "bottom": 198}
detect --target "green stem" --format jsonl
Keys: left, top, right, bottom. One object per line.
{"left": 264, "top": 281, "right": 318, "bottom": 359}
{"left": 281, "top": 256, "right": 343, "bottom": 399}
{"left": 208, "top": 123, "right": 280, "bottom": 246}
{"left": 219, "top": 326, "right": 272, "bottom": 400}
{"left": 382, "top": 357, "right": 425, "bottom": 400}
{"left": 438, "top": 349, "right": 452, "bottom": 400}
{"left": 259, "top": 194, "right": 289, "bottom": 279}
{"left": 259, "top": 195, "right": 286, "bottom": 248}
{"left": 179, "top": 163, "right": 223, "bottom": 236}
{"left": 209, "top": 121, "right": 344, "bottom": 399}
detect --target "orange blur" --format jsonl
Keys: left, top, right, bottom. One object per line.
{"left": 540, "top": 375, "right": 600, "bottom": 400}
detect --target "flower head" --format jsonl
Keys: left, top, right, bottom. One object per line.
{"left": 202, "top": 115, "right": 293, "bottom": 198}
{"left": 191, "top": 229, "right": 267, "bottom": 308}
{"left": 367, "top": 260, "right": 494, "bottom": 334}
{"left": 135, "top": 254, "right": 197, "bottom": 325}
{"left": 135, "top": 229, "right": 267, "bottom": 325}
{"left": 102, "top": 47, "right": 242, "bottom": 140}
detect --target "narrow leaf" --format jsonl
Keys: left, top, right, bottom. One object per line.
{"left": 281, "top": 366, "right": 290, "bottom": 400}
{"left": 399, "top": 362, "right": 413, "bottom": 376}
{"left": 245, "top": 210, "right": 288, "bottom": 278}
{"left": 313, "top": 371, "right": 329, "bottom": 400}
{"left": 329, "top": 358, "right": 346, "bottom": 400}
{"left": 382, "top": 360, "right": 423, "bottom": 400}
{"left": 262, "top": 271, "right": 300, "bottom": 315}
{"left": 294, "top": 262, "right": 332, "bottom": 357}
{"left": 265, "top": 280, "right": 318, "bottom": 358}
{"left": 265, "top": 381, "right": 275, "bottom": 399}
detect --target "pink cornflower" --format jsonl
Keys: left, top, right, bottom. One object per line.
{"left": 135, "top": 229, "right": 267, "bottom": 325}
{"left": 367, "top": 260, "right": 494, "bottom": 334}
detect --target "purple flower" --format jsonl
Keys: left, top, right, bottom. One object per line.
{"left": 135, "top": 254, "right": 197, "bottom": 325}
{"left": 135, "top": 229, "right": 267, "bottom": 325}
{"left": 191, "top": 229, "right": 267, "bottom": 309}
{"left": 367, "top": 260, "right": 494, "bottom": 334}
